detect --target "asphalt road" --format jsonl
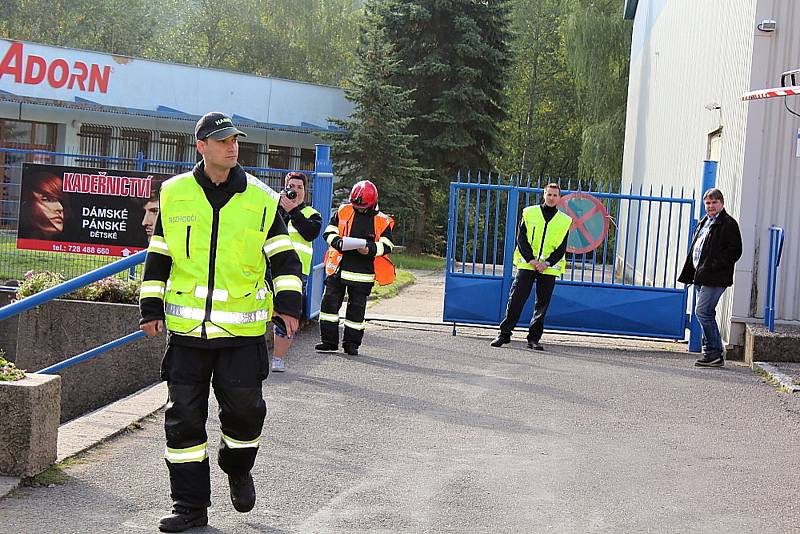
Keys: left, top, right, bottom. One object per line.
{"left": 1, "top": 323, "right": 799, "bottom": 533}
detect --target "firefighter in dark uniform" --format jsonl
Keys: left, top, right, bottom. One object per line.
{"left": 316, "top": 180, "right": 395, "bottom": 356}
{"left": 139, "top": 112, "right": 302, "bottom": 532}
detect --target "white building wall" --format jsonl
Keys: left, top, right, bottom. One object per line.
{"left": 621, "top": 0, "right": 758, "bottom": 346}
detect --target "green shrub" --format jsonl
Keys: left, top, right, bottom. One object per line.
{"left": 0, "top": 351, "right": 25, "bottom": 381}
{"left": 15, "top": 270, "right": 140, "bottom": 304}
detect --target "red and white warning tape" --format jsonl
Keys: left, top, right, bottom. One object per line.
{"left": 742, "top": 85, "right": 800, "bottom": 101}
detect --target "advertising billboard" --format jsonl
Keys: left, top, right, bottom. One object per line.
{"left": 16, "top": 163, "right": 167, "bottom": 257}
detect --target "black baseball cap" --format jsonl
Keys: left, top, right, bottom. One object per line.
{"left": 194, "top": 112, "right": 247, "bottom": 141}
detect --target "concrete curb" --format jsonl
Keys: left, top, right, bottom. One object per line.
{"left": 0, "top": 381, "right": 167, "bottom": 500}
{"left": 752, "top": 362, "right": 800, "bottom": 393}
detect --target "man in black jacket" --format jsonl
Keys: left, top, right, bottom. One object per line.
{"left": 678, "top": 188, "right": 742, "bottom": 367}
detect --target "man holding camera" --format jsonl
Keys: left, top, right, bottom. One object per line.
{"left": 271, "top": 171, "right": 322, "bottom": 371}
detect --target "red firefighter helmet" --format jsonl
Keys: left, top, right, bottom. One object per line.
{"left": 349, "top": 180, "right": 378, "bottom": 209}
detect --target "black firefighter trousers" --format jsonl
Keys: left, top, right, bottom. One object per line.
{"left": 319, "top": 275, "right": 371, "bottom": 349}
{"left": 498, "top": 269, "right": 556, "bottom": 343}
{"left": 161, "top": 341, "right": 269, "bottom": 509}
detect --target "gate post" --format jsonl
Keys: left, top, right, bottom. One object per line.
{"left": 688, "top": 160, "right": 718, "bottom": 352}
{"left": 307, "top": 144, "right": 334, "bottom": 319}
{"left": 498, "top": 185, "right": 520, "bottom": 323}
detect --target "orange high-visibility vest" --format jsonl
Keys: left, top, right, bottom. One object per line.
{"left": 324, "top": 204, "right": 396, "bottom": 286}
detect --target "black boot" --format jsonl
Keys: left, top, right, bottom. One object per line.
{"left": 490, "top": 335, "right": 510, "bottom": 347}
{"left": 229, "top": 472, "right": 256, "bottom": 513}
{"left": 343, "top": 343, "right": 359, "bottom": 356}
{"left": 158, "top": 505, "right": 208, "bottom": 532}
{"left": 315, "top": 342, "right": 338, "bottom": 353}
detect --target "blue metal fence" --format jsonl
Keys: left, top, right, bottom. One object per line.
{"left": 444, "top": 173, "right": 695, "bottom": 339}
{"left": 0, "top": 145, "right": 333, "bottom": 373}
{"left": 764, "top": 226, "right": 785, "bottom": 333}
{"left": 0, "top": 146, "right": 329, "bottom": 284}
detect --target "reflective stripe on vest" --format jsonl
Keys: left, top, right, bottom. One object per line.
{"left": 513, "top": 206, "right": 572, "bottom": 276}
{"left": 288, "top": 205, "right": 320, "bottom": 275}
{"left": 159, "top": 173, "right": 280, "bottom": 337}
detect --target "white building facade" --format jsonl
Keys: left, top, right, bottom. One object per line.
{"left": 621, "top": 0, "right": 800, "bottom": 351}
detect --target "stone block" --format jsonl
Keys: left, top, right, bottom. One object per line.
{"left": 745, "top": 323, "right": 800, "bottom": 365}
{"left": 15, "top": 299, "right": 163, "bottom": 423}
{"left": 0, "top": 373, "right": 60, "bottom": 477}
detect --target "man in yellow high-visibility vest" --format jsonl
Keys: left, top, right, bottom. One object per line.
{"left": 491, "top": 183, "right": 572, "bottom": 350}
{"left": 271, "top": 171, "right": 322, "bottom": 372}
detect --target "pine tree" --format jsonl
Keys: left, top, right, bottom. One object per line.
{"left": 326, "top": 2, "right": 429, "bottom": 224}
{"left": 374, "top": 0, "right": 512, "bottom": 248}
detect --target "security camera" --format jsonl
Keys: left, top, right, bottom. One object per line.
{"left": 757, "top": 19, "right": 777, "bottom": 32}
{"left": 704, "top": 102, "right": 721, "bottom": 111}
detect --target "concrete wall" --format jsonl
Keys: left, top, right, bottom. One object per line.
{"left": 621, "top": 0, "right": 759, "bottom": 347}
{"left": 15, "top": 299, "right": 163, "bottom": 423}
{"left": 0, "top": 289, "right": 18, "bottom": 362}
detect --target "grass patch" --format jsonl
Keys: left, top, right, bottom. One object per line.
{"left": 0, "top": 239, "right": 124, "bottom": 281}
{"left": 21, "top": 465, "right": 70, "bottom": 487}
{"left": 391, "top": 252, "right": 445, "bottom": 271}
{"left": 752, "top": 364, "right": 781, "bottom": 387}
{"left": 370, "top": 269, "right": 415, "bottom": 301}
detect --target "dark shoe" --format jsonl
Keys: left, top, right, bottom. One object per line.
{"left": 343, "top": 344, "right": 359, "bottom": 356}
{"left": 695, "top": 354, "right": 724, "bottom": 367}
{"left": 527, "top": 341, "right": 544, "bottom": 351}
{"left": 315, "top": 342, "right": 338, "bottom": 353}
{"left": 158, "top": 506, "right": 208, "bottom": 532}
{"left": 490, "top": 335, "right": 511, "bottom": 347}
{"left": 229, "top": 472, "right": 256, "bottom": 513}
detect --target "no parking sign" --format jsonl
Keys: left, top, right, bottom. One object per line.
{"left": 558, "top": 193, "right": 609, "bottom": 254}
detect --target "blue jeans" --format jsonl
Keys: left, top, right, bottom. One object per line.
{"left": 695, "top": 285, "right": 726, "bottom": 355}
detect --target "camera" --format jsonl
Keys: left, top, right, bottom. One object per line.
{"left": 282, "top": 187, "right": 297, "bottom": 200}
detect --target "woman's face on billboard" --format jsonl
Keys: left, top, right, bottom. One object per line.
{"left": 31, "top": 188, "right": 64, "bottom": 235}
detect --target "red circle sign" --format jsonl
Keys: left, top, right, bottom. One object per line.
{"left": 558, "top": 193, "right": 609, "bottom": 254}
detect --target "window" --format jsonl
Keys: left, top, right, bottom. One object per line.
{"left": 78, "top": 125, "right": 112, "bottom": 159}
{"left": 268, "top": 145, "right": 291, "bottom": 170}
{"left": 239, "top": 142, "right": 260, "bottom": 168}
{"left": 300, "top": 148, "right": 315, "bottom": 171}
{"left": 0, "top": 120, "right": 58, "bottom": 228}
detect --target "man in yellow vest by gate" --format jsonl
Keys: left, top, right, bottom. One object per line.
{"left": 271, "top": 171, "right": 322, "bottom": 372}
{"left": 316, "top": 179, "right": 395, "bottom": 356}
{"left": 490, "top": 183, "right": 572, "bottom": 350}
{"left": 139, "top": 112, "right": 302, "bottom": 532}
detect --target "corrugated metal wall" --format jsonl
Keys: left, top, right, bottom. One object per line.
{"left": 621, "top": 0, "right": 760, "bottom": 346}
{"left": 744, "top": 0, "right": 800, "bottom": 328}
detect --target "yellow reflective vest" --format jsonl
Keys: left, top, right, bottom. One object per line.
{"left": 288, "top": 205, "right": 320, "bottom": 276}
{"left": 159, "top": 172, "right": 279, "bottom": 338}
{"left": 513, "top": 206, "right": 572, "bottom": 276}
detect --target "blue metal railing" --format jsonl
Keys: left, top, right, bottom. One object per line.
{"left": 764, "top": 226, "right": 785, "bottom": 332}
{"left": 0, "top": 250, "right": 146, "bottom": 322}
{"left": 0, "top": 250, "right": 148, "bottom": 374}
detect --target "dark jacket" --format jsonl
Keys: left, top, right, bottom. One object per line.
{"left": 678, "top": 208, "right": 742, "bottom": 287}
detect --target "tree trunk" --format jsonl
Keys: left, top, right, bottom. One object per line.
{"left": 408, "top": 184, "right": 432, "bottom": 253}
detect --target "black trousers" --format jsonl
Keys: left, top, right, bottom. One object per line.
{"left": 160, "top": 342, "right": 269, "bottom": 509}
{"left": 319, "top": 275, "right": 371, "bottom": 348}
{"left": 498, "top": 269, "right": 556, "bottom": 343}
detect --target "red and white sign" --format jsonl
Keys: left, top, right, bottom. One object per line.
{"left": 0, "top": 41, "right": 111, "bottom": 93}
{"left": 0, "top": 39, "right": 353, "bottom": 130}
{"left": 741, "top": 85, "right": 800, "bottom": 101}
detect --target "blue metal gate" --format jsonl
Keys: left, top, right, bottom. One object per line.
{"left": 443, "top": 175, "right": 696, "bottom": 339}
